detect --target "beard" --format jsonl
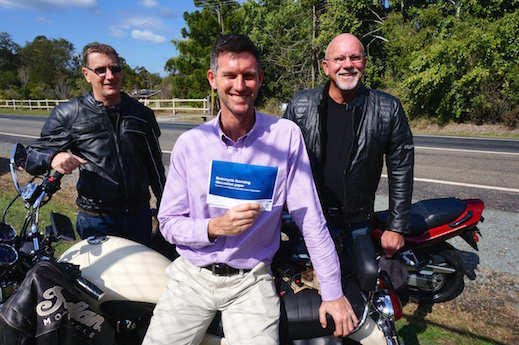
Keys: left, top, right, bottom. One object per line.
{"left": 335, "top": 69, "right": 361, "bottom": 91}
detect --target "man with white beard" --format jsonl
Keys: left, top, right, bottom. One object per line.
{"left": 284, "top": 33, "right": 414, "bottom": 260}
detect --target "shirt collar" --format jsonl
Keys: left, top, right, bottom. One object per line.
{"left": 214, "top": 109, "right": 260, "bottom": 145}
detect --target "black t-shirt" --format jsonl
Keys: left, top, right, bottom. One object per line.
{"left": 321, "top": 97, "right": 353, "bottom": 215}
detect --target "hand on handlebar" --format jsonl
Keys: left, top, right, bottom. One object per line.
{"left": 51, "top": 152, "right": 88, "bottom": 175}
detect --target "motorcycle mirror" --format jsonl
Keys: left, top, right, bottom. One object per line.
{"left": 49, "top": 212, "right": 76, "bottom": 242}
{"left": 9, "top": 143, "right": 27, "bottom": 194}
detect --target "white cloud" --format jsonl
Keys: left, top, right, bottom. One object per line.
{"left": 131, "top": 30, "right": 166, "bottom": 44}
{"left": 0, "top": 0, "right": 97, "bottom": 10}
{"left": 157, "top": 6, "right": 181, "bottom": 19}
{"left": 36, "top": 16, "right": 53, "bottom": 23}
{"left": 124, "top": 16, "right": 166, "bottom": 30}
{"left": 138, "top": 0, "right": 158, "bottom": 8}
{"left": 110, "top": 16, "right": 167, "bottom": 41}
{"left": 109, "top": 25, "right": 127, "bottom": 38}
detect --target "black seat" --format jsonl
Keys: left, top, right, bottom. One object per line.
{"left": 376, "top": 198, "right": 467, "bottom": 236}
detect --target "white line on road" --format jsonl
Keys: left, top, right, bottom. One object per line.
{"left": 0, "top": 132, "right": 39, "bottom": 139}
{"left": 416, "top": 146, "right": 519, "bottom": 156}
{"left": 382, "top": 174, "right": 519, "bottom": 193}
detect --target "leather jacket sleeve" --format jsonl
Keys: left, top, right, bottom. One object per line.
{"left": 25, "top": 99, "right": 80, "bottom": 175}
{"left": 384, "top": 101, "right": 414, "bottom": 234}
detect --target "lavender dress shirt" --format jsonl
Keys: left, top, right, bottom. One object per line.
{"left": 158, "top": 111, "right": 343, "bottom": 301}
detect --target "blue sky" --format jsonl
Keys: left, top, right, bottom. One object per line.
{"left": 0, "top": 0, "right": 221, "bottom": 76}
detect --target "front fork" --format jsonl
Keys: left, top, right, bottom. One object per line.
{"left": 347, "top": 287, "right": 402, "bottom": 345}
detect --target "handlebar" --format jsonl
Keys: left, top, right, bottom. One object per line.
{"left": 41, "top": 171, "right": 63, "bottom": 195}
{"left": 27, "top": 171, "right": 63, "bottom": 208}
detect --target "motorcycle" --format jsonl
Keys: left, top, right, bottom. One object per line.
{"left": 0, "top": 143, "right": 403, "bottom": 345}
{"left": 372, "top": 197, "right": 485, "bottom": 304}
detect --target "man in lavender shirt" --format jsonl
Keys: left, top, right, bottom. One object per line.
{"left": 143, "top": 34, "right": 357, "bottom": 345}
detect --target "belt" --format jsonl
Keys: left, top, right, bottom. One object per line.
{"left": 327, "top": 207, "right": 342, "bottom": 217}
{"left": 203, "top": 263, "right": 251, "bottom": 276}
{"left": 327, "top": 207, "right": 371, "bottom": 222}
{"left": 79, "top": 208, "right": 109, "bottom": 217}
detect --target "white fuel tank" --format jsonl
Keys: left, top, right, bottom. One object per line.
{"left": 58, "top": 235, "right": 171, "bottom": 304}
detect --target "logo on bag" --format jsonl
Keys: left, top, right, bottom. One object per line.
{"left": 36, "top": 285, "right": 105, "bottom": 338}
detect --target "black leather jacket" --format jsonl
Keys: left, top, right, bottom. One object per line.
{"left": 25, "top": 92, "right": 166, "bottom": 213}
{"left": 284, "top": 82, "right": 414, "bottom": 234}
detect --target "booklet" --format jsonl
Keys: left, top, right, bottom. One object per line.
{"left": 207, "top": 160, "right": 279, "bottom": 211}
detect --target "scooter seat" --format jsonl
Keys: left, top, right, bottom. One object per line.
{"left": 376, "top": 198, "right": 467, "bottom": 236}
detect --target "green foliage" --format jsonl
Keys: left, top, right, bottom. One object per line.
{"left": 0, "top": 32, "right": 22, "bottom": 93}
{"left": 164, "top": 1, "right": 242, "bottom": 99}
{"left": 382, "top": 6, "right": 519, "bottom": 127}
{"left": 1, "top": 35, "right": 167, "bottom": 102}
{"left": 20, "top": 36, "right": 76, "bottom": 99}
{"left": 243, "top": 0, "right": 316, "bottom": 101}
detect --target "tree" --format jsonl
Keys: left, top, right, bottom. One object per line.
{"left": 239, "top": 0, "right": 317, "bottom": 101}
{"left": 20, "top": 36, "right": 75, "bottom": 99}
{"left": 0, "top": 32, "right": 22, "bottom": 94}
{"left": 382, "top": 4, "right": 519, "bottom": 127}
{"left": 164, "top": 3, "right": 241, "bottom": 99}
{"left": 18, "top": 67, "right": 29, "bottom": 98}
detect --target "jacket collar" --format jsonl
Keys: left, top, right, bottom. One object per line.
{"left": 320, "top": 81, "right": 367, "bottom": 108}
{"left": 85, "top": 91, "right": 128, "bottom": 112}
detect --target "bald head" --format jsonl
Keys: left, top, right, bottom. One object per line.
{"left": 325, "top": 33, "right": 365, "bottom": 59}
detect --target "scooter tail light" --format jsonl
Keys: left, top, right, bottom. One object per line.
{"left": 389, "top": 290, "right": 403, "bottom": 321}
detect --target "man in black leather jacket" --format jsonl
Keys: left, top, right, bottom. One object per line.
{"left": 25, "top": 43, "right": 166, "bottom": 246}
{"left": 284, "top": 33, "right": 414, "bottom": 258}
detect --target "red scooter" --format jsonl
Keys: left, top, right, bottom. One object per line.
{"left": 372, "top": 198, "right": 484, "bottom": 304}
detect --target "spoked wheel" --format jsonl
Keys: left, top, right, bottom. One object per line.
{"left": 407, "top": 243, "right": 465, "bottom": 304}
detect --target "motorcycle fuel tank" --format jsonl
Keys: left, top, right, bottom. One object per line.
{"left": 58, "top": 235, "right": 170, "bottom": 305}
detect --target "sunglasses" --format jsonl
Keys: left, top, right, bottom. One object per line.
{"left": 85, "top": 65, "right": 122, "bottom": 77}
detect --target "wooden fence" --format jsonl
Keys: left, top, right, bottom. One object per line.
{"left": 0, "top": 98, "right": 213, "bottom": 117}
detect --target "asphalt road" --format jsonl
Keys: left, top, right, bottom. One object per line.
{"left": 1, "top": 113, "right": 518, "bottom": 276}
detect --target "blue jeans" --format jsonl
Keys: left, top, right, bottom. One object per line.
{"left": 76, "top": 207, "right": 153, "bottom": 246}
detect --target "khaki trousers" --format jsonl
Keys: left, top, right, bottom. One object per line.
{"left": 142, "top": 256, "right": 280, "bottom": 345}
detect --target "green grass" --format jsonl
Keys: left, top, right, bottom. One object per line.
{"left": 0, "top": 108, "right": 51, "bottom": 116}
{"left": 396, "top": 315, "right": 504, "bottom": 345}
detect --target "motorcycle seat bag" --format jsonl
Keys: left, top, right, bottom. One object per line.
{"left": 376, "top": 198, "right": 467, "bottom": 236}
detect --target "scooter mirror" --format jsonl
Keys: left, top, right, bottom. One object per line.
{"left": 9, "top": 143, "right": 27, "bottom": 194}
{"left": 49, "top": 212, "right": 76, "bottom": 242}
